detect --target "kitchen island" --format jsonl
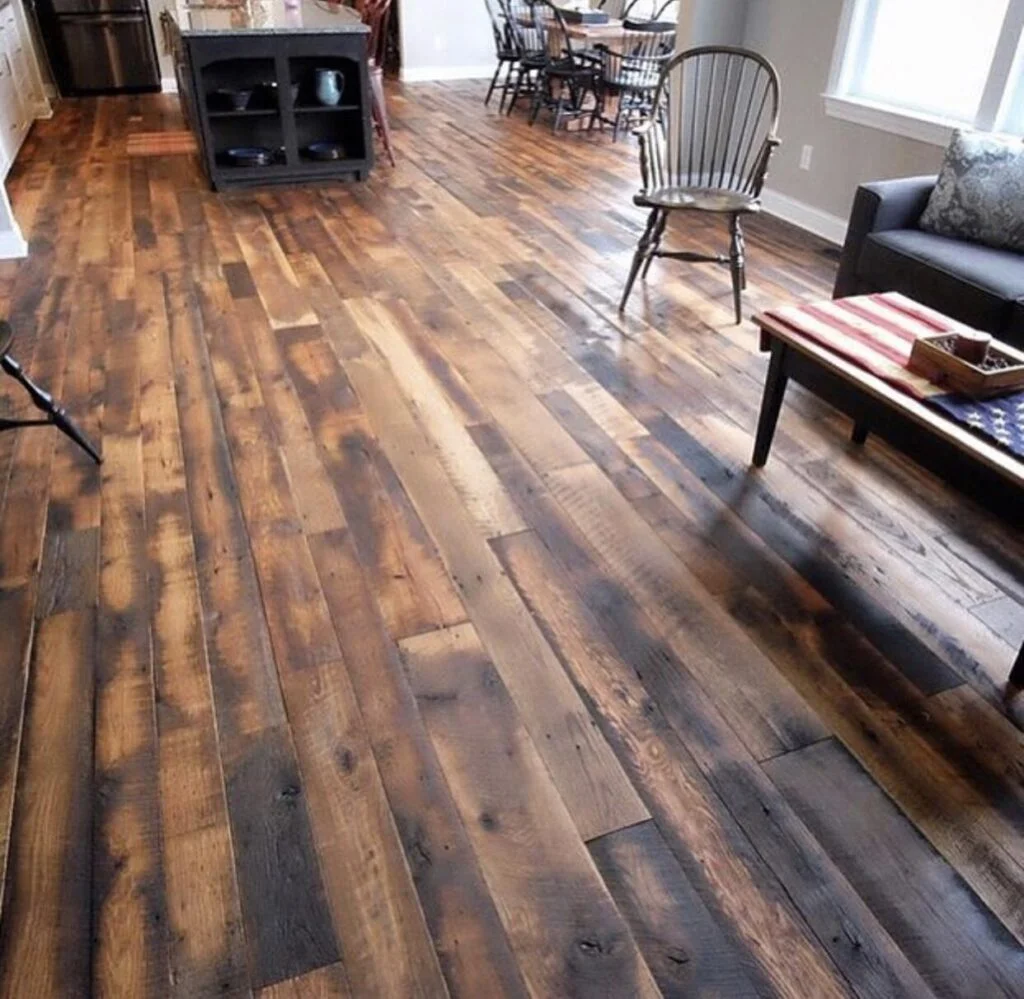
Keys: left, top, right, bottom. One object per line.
{"left": 165, "top": 0, "right": 373, "bottom": 189}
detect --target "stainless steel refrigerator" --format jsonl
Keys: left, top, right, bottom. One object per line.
{"left": 33, "top": 0, "right": 160, "bottom": 94}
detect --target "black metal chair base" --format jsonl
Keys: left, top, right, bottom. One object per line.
{"left": 1, "top": 350, "right": 102, "bottom": 465}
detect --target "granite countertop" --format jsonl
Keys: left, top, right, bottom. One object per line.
{"left": 172, "top": 0, "right": 368, "bottom": 36}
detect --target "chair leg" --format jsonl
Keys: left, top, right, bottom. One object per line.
{"left": 551, "top": 82, "right": 565, "bottom": 132}
{"left": 611, "top": 93, "right": 625, "bottom": 142}
{"left": 499, "top": 63, "right": 517, "bottom": 113}
{"left": 729, "top": 213, "right": 745, "bottom": 324}
{"left": 369, "top": 65, "right": 396, "bottom": 167}
{"left": 641, "top": 209, "right": 668, "bottom": 279}
{"left": 485, "top": 60, "right": 503, "bottom": 105}
{"left": 508, "top": 68, "right": 525, "bottom": 115}
{"left": 619, "top": 209, "right": 659, "bottom": 312}
{"left": 588, "top": 87, "right": 602, "bottom": 131}
{"left": 529, "top": 72, "right": 546, "bottom": 126}
{"left": 738, "top": 223, "right": 748, "bottom": 289}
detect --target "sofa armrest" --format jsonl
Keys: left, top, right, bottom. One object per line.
{"left": 833, "top": 176, "right": 937, "bottom": 298}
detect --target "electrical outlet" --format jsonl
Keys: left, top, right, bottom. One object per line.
{"left": 799, "top": 145, "right": 813, "bottom": 171}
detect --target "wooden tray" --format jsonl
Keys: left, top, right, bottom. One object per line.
{"left": 908, "top": 332, "right": 1024, "bottom": 399}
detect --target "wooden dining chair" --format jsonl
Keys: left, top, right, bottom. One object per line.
{"left": 619, "top": 46, "right": 781, "bottom": 322}
{"left": 501, "top": 0, "right": 549, "bottom": 116}
{"left": 590, "top": 23, "right": 675, "bottom": 141}
{"left": 359, "top": 0, "right": 396, "bottom": 166}
{"left": 527, "top": 1, "right": 599, "bottom": 131}
{"left": 483, "top": 0, "right": 517, "bottom": 108}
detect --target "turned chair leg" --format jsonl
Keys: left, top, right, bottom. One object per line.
{"left": 369, "top": 64, "right": 396, "bottom": 166}
{"left": 529, "top": 72, "right": 546, "bottom": 126}
{"left": 729, "top": 213, "right": 745, "bottom": 325}
{"left": 485, "top": 60, "right": 503, "bottom": 105}
{"left": 507, "top": 67, "right": 524, "bottom": 114}
{"left": 499, "top": 64, "right": 518, "bottom": 113}
{"left": 619, "top": 208, "right": 660, "bottom": 312}
{"left": 641, "top": 209, "right": 668, "bottom": 279}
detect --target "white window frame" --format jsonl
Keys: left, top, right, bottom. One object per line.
{"left": 824, "top": 0, "right": 1024, "bottom": 145}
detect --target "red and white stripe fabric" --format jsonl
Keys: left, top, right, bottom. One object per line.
{"left": 764, "top": 292, "right": 966, "bottom": 399}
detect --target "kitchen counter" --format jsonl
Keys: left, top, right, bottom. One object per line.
{"left": 171, "top": 0, "right": 369, "bottom": 37}
{"left": 165, "top": 0, "right": 374, "bottom": 189}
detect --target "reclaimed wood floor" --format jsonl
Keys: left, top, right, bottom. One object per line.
{"left": 0, "top": 84, "right": 1022, "bottom": 998}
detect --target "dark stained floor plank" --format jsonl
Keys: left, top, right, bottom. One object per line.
{"left": 766, "top": 739, "right": 1024, "bottom": 999}
{"left": 340, "top": 338, "right": 649, "bottom": 842}
{"left": 543, "top": 460, "right": 827, "bottom": 760}
{"left": 256, "top": 962, "right": 352, "bottom": 999}
{"left": 489, "top": 525, "right": 929, "bottom": 999}
{"left": 589, "top": 821, "right": 763, "bottom": 998}
{"left": 138, "top": 262, "right": 250, "bottom": 998}
{"left": 400, "top": 623, "right": 662, "bottom": 999}
{"left": 275, "top": 653, "right": 449, "bottom": 998}
{"left": 225, "top": 724, "right": 341, "bottom": 990}
{"left": 308, "top": 528, "right": 530, "bottom": 999}
{"left": 0, "top": 584, "right": 33, "bottom": 905}
{"left": 92, "top": 434, "right": 169, "bottom": 998}
{"left": 0, "top": 610, "right": 95, "bottom": 999}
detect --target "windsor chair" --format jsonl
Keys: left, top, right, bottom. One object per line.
{"left": 502, "top": 0, "right": 550, "bottom": 116}
{"left": 619, "top": 46, "right": 781, "bottom": 322}
{"left": 590, "top": 22, "right": 675, "bottom": 141}
{"left": 527, "top": 1, "right": 599, "bottom": 131}
{"left": 483, "top": 0, "right": 517, "bottom": 108}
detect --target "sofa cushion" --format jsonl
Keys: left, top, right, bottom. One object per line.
{"left": 919, "top": 129, "right": 1024, "bottom": 252}
{"left": 859, "top": 229, "right": 1024, "bottom": 335}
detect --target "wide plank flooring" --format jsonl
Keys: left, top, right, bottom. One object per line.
{"left": 0, "top": 83, "right": 1022, "bottom": 998}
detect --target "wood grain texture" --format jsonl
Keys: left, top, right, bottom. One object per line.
{"left": 766, "top": 739, "right": 1024, "bottom": 999}
{"left": 308, "top": 529, "right": 529, "bottom": 999}
{"left": 589, "top": 821, "right": 762, "bottom": 998}
{"left": 401, "top": 623, "right": 661, "bottom": 999}
{"left": 0, "top": 85, "right": 1021, "bottom": 999}
{"left": 0, "top": 611, "right": 95, "bottom": 999}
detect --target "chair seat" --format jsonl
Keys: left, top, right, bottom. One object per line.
{"left": 602, "top": 70, "right": 659, "bottom": 90}
{"left": 545, "top": 58, "right": 597, "bottom": 79}
{"left": 634, "top": 187, "right": 761, "bottom": 213}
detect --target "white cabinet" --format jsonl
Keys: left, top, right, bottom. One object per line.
{"left": 0, "top": 0, "right": 46, "bottom": 177}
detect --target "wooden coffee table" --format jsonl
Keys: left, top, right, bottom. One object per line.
{"left": 752, "top": 310, "right": 1024, "bottom": 723}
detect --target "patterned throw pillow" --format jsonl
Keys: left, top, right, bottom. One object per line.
{"left": 918, "top": 129, "right": 1024, "bottom": 253}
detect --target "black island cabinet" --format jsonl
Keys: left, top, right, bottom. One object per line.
{"left": 166, "top": 0, "right": 373, "bottom": 190}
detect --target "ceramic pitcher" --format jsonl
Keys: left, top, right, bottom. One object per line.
{"left": 315, "top": 68, "right": 344, "bottom": 106}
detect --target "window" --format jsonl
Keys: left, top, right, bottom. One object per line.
{"left": 826, "top": 0, "right": 1024, "bottom": 143}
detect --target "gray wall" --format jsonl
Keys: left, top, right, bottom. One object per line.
{"left": 399, "top": 0, "right": 495, "bottom": 80}
{"left": 743, "top": 0, "right": 942, "bottom": 220}
{"left": 689, "top": 0, "right": 748, "bottom": 45}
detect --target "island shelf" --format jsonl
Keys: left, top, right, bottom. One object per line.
{"left": 166, "top": 0, "right": 374, "bottom": 190}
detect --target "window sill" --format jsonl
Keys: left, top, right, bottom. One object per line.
{"left": 822, "top": 94, "right": 959, "bottom": 147}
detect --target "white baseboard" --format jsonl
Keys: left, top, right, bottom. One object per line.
{"left": 400, "top": 63, "right": 496, "bottom": 83}
{"left": 0, "top": 224, "right": 28, "bottom": 260}
{"left": 760, "top": 188, "right": 848, "bottom": 246}
{"left": 161, "top": 77, "right": 179, "bottom": 94}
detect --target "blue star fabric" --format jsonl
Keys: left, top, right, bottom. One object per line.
{"left": 928, "top": 391, "right": 1024, "bottom": 459}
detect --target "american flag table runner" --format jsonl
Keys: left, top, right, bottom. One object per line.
{"left": 763, "top": 292, "right": 1024, "bottom": 460}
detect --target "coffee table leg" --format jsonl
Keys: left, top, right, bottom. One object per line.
{"left": 1006, "top": 644, "right": 1024, "bottom": 729}
{"left": 852, "top": 421, "right": 869, "bottom": 445}
{"left": 753, "top": 341, "right": 789, "bottom": 467}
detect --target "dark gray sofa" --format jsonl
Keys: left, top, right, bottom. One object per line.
{"left": 833, "top": 176, "right": 1024, "bottom": 349}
